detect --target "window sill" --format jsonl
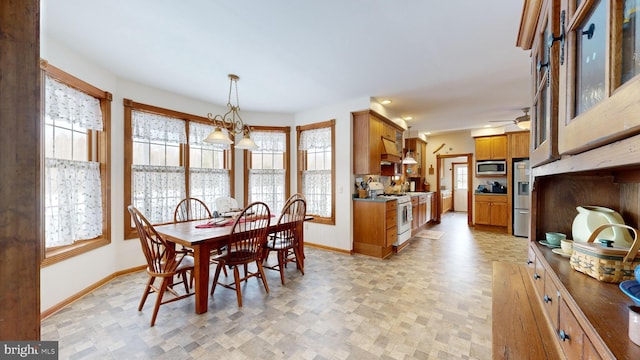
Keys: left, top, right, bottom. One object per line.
{"left": 41, "top": 237, "right": 110, "bottom": 268}
{"left": 308, "top": 216, "right": 335, "bottom": 226}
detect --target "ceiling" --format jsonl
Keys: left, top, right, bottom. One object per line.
{"left": 42, "top": 0, "right": 532, "bottom": 136}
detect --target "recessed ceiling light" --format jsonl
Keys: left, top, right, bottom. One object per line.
{"left": 403, "top": 116, "right": 413, "bottom": 121}
{"left": 380, "top": 99, "right": 392, "bottom": 105}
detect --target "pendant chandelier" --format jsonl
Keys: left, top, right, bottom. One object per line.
{"left": 402, "top": 126, "right": 418, "bottom": 165}
{"left": 203, "top": 74, "right": 259, "bottom": 150}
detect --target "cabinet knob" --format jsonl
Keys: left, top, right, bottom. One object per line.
{"left": 543, "top": 295, "right": 552, "bottom": 303}
{"left": 558, "top": 330, "right": 570, "bottom": 341}
{"left": 527, "top": 260, "right": 533, "bottom": 265}
{"left": 534, "top": 273, "right": 541, "bottom": 280}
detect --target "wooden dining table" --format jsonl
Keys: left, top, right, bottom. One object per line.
{"left": 155, "top": 216, "right": 306, "bottom": 314}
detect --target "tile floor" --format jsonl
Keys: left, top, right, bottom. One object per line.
{"left": 41, "top": 212, "right": 529, "bottom": 359}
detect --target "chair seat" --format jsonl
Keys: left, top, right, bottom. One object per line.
{"left": 265, "top": 235, "right": 295, "bottom": 251}
{"left": 213, "top": 249, "right": 258, "bottom": 265}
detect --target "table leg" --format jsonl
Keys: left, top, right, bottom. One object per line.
{"left": 192, "top": 243, "right": 210, "bottom": 314}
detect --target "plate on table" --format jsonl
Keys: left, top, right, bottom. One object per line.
{"left": 539, "top": 240, "right": 561, "bottom": 249}
{"left": 620, "top": 280, "right": 640, "bottom": 305}
{"left": 551, "top": 248, "right": 572, "bottom": 258}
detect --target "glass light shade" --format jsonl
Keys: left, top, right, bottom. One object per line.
{"left": 402, "top": 152, "right": 418, "bottom": 164}
{"left": 517, "top": 120, "right": 531, "bottom": 130}
{"left": 203, "top": 127, "right": 233, "bottom": 144}
{"left": 235, "top": 136, "right": 259, "bottom": 150}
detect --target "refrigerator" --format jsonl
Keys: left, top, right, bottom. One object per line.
{"left": 513, "top": 159, "right": 530, "bottom": 237}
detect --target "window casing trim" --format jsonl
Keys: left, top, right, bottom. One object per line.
{"left": 123, "top": 99, "right": 235, "bottom": 239}
{"left": 296, "top": 119, "right": 335, "bottom": 225}
{"left": 40, "top": 59, "right": 112, "bottom": 267}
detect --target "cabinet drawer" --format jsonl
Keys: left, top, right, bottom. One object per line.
{"left": 386, "top": 211, "right": 397, "bottom": 228}
{"left": 533, "top": 256, "right": 546, "bottom": 297}
{"left": 543, "top": 276, "right": 560, "bottom": 331}
{"left": 558, "top": 298, "right": 585, "bottom": 359}
{"left": 386, "top": 200, "right": 397, "bottom": 212}
{"left": 419, "top": 195, "right": 427, "bottom": 203}
{"left": 526, "top": 246, "right": 536, "bottom": 276}
{"left": 411, "top": 197, "right": 419, "bottom": 205}
{"left": 386, "top": 226, "right": 397, "bottom": 247}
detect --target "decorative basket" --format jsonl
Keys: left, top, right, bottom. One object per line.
{"left": 570, "top": 223, "right": 640, "bottom": 283}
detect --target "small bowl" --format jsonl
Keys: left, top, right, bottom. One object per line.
{"left": 545, "top": 232, "right": 566, "bottom": 246}
{"left": 635, "top": 265, "right": 640, "bottom": 283}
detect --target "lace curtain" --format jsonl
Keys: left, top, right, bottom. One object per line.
{"left": 132, "top": 165, "right": 186, "bottom": 224}
{"left": 132, "top": 110, "right": 186, "bottom": 143}
{"left": 249, "top": 169, "right": 286, "bottom": 214}
{"left": 302, "top": 170, "right": 331, "bottom": 217}
{"left": 299, "top": 127, "right": 332, "bottom": 217}
{"left": 189, "top": 121, "right": 230, "bottom": 150}
{"left": 190, "top": 168, "right": 231, "bottom": 211}
{"left": 299, "top": 127, "right": 331, "bottom": 150}
{"left": 45, "top": 159, "right": 103, "bottom": 247}
{"left": 252, "top": 131, "right": 286, "bottom": 152}
{"left": 45, "top": 75, "right": 103, "bottom": 131}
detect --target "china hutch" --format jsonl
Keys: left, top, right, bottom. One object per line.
{"left": 507, "top": 0, "right": 640, "bottom": 359}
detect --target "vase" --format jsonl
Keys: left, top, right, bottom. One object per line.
{"left": 571, "top": 205, "right": 633, "bottom": 246}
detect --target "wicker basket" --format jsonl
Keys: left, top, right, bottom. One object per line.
{"left": 570, "top": 223, "right": 640, "bottom": 283}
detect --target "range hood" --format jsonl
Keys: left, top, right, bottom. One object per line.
{"left": 380, "top": 138, "right": 401, "bottom": 165}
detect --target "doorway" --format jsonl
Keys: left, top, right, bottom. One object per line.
{"left": 435, "top": 153, "right": 473, "bottom": 226}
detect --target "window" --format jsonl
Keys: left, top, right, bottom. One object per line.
{"left": 455, "top": 166, "right": 468, "bottom": 190}
{"left": 124, "top": 99, "right": 233, "bottom": 238}
{"left": 41, "top": 61, "right": 112, "bottom": 266}
{"left": 297, "top": 120, "right": 335, "bottom": 225}
{"left": 244, "top": 127, "right": 290, "bottom": 214}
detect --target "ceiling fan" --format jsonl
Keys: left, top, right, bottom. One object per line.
{"left": 490, "top": 107, "right": 531, "bottom": 130}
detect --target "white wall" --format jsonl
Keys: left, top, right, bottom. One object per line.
{"left": 295, "top": 97, "right": 370, "bottom": 251}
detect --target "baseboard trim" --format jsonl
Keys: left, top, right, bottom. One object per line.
{"left": 41, "top": 264, "right": 146, "bottom": 320}
{"left": 305, "top": 242, "right": 351, "bottom": 255}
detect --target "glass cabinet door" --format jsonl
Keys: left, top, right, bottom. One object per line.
{"left": 557, "top": 0, "right": 640, "bottom": 155}
{"left": 530, "top": 0, "right": 560, "bottom": 167}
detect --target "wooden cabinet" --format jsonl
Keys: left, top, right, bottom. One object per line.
{"left": 353, "top": 199, "right": 397, "bottom": 258}
{"left": 508, "top": 131, "right": 531, "bottom": 159}
{"left": 474, "top": 194, "right": 507, "bottom": 229}
{"left": 441, "top": 191, "right": 452, "bottom": 214}
{"left": 411, "top": 196, "right": 419, "bottom": 235}
{"left": 475, "top": 135, "right": 507, "bottom": 160}
{"left": 352, "top": 110, "right": 404, "bottom": 175}
{"left": 418, "top": 194, "right": 428, "bottom": 226}
{"left": 430, "top": 193, "right": 436, "bottom": 222}
{"left": 404, "top": 137, "right": 427, "bottom": 180}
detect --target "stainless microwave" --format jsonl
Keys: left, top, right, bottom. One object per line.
{"left": 476, "top": 160, "right": 506, "bottom": 175}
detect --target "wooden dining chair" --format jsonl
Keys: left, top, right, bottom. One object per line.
{"left": 128, "top": 205, "right": 195, "bottom": 326}
{"left": 210, "top": 201, "right": 271, "bottom": 307}
{"left": 173, "top": 197, "right": 212, "bottom": 223}
{"left": 173, "top": 197, "right": 227, "bottom": 277}
{"left": 263, "top": 198, "right": 306, "bottom": 284}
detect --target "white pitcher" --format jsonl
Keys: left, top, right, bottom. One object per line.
{"left": 572, "top": 206, "right": 633, "bottom": 246}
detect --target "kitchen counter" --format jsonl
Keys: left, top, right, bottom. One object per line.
{"left": 352, "top": 196, "right": 395, "bottom": 202}
{"left": 475, "top": 192, "right": 507, "bottom": 196}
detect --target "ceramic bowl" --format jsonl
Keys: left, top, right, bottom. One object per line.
{"left": 635, "top": 265, "right": 640, "bottom": 283}
{"left": 545, "top": 232, "right": 566, "bottom": 246}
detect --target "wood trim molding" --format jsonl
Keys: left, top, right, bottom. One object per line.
{"left": 40, "top": 265, "right": 146, "bottom": 320}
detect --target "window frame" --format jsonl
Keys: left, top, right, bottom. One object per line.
{"left": 296, "top": 119, "right": 335, "bottom": 225}
{"left": 243, "top": 126, "right": 291, "bottom": 212}
{"left": 40, "top": 60, "right": 112, "bottom": 267}
{"left": 123, "top": 99, "right": 234, "bottom": 239}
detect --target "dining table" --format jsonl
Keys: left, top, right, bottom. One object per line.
{"left": 155, "top": 215, "right": 307, "bottom": 314}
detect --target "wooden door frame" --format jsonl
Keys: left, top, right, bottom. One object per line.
{"left": 435, "top": 153, "right": 473, "bottom": 226}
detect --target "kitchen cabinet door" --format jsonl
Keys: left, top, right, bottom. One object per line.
{"left": 509, "top": 131, "right": 531, "bottom": 159}
{"left": 475, "top": 136, "right": 507, "bottom": 160}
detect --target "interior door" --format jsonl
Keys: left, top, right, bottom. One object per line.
{"left": 453, "top": 162, "right": 468, "bottom": 212}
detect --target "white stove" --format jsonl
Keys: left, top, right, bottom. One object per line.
{"left": 376, "top": 193, "right": 412, "bottom": 246}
